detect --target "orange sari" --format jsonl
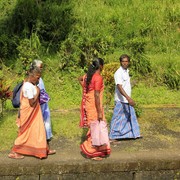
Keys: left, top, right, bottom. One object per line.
{"left": 80, "top": 73, "right": 111, "bottom": 158}
{"left": 12, "top": 85, "right": 48, "bottom": 158}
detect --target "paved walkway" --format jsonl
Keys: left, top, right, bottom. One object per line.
{"left": 0, "top": 106, "right": 180, "bottom": 179}
{"left": 0, "top": 139, "right": 180, "bottom": 180}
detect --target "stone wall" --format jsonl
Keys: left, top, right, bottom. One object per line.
{"left": 0, "top": 159, "right": 179, "bottom": 180}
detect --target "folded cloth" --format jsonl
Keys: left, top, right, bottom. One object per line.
{"left": 39, "top": 89, "right": 50, "bottom": 104}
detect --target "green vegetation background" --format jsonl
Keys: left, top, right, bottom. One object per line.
{"left": 0, "top": 0, "right": 179, "bottom": 151}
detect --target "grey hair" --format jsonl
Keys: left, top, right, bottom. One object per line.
{"left": 29, "top": 66, "right": 41, "bottom": 76}
{"left": 31, "top": 59, "right": 43, "bottom": 68}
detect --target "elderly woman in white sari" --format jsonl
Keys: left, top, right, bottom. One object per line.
{"left": 30, "top": 60, "right": 56, "bottom": 155}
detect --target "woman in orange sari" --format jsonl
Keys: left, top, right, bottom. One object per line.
{"left": 78, "top": 58, "right": 111, "bottom": 160}
{"left": 8, "top": 67, "right": 48, "bottom": 159}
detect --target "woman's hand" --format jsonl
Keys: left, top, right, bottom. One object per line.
{"left": 98, "top": 112, "right": 103, "bottom": 121}
{"left": 78, "top": 76, "right": 84, "bottom": 86}
{"left": 117, "top": 84, "right": 136, "bottom": 106}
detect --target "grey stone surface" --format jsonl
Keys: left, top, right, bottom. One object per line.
{"left": 1, "top": 107, "right": 180, "bottom": 179}
{"left": 0, "top": 149, "right": 179, "bottom": 180}
{"left": 0, "top": 175, "right": 39, "bottom": 180}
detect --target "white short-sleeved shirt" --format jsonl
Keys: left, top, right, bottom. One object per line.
{"left": 23, "top": 82, "right": 37, "bottom": 99}
{"left": 114, "top": 66, "right": 131, "bottom": 103}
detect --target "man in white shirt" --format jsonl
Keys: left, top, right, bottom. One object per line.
{"left": 109, "top": 54, "right": 141, "bottom": 142}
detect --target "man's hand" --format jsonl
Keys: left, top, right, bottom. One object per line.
{"left": 127, "top": 97, "right": 136, "bottom": 106}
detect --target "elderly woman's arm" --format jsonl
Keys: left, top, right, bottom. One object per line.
{"left": 28, "top": 86, "right": 40, "bottom": 107}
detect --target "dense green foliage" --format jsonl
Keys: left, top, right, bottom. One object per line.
{"left": 0, "top": 0, "right": 74, "bottom": 61}
{"left": 0, "top": 0, "right": 179, "bottom": 61}
{"left": 0, "top": 63, "right": 14, "bottom": 116}
{"left": 0, "top": 0, "right": 179, "bottom": 111}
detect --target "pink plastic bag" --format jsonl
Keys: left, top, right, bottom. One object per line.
{"left": 90, "top": 120, "right": 109, "bottom": 146}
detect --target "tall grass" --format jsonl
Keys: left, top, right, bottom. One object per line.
{"left": 147, "top": 54, "right": 180, "bottom": 90}
{"left": 0, "top": 111, "right": 17, "bottom": 151}
{"left": 133, "top": 83, "right": 180, "bottom": 105}
{"left": 72, "top": 0, "right": 179, "bottom": 56}
{"left": 39, "top": 56, "right": 83, "bottom": 110}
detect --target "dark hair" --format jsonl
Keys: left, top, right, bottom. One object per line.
{"left": 119, "top": 54, "right": 130, "bottom": 62}
{"left": 86, "top": 58, "right": 104, "bottom": 92}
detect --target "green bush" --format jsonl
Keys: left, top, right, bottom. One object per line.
{"left": 163, "top": 63, "right": 180, "bottom": 90}
{"left": 102, "top": 63, "right": 119, "bottom": 107}
{"left": 0, "top": 0, "right": 179, "bottom": 98}
{"left": 0, "top": 0, "right": 179, "bottom": 62}
{"left": 123, "top": 37, "right": 152, "bottom": 76}
{"left": 16, "top": 38, "right": 40, "bottom": 73}
{"left": 0, "top": 63, "right": 15, "bottom": 116}
{"left": 38, "top": 0, "right": 74, "bottom": 53}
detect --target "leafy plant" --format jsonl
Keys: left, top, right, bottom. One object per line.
{"left": 102, "top": 62, "right": 119, "bottom": 108}
{"left": 134, "top": 103, "right": 142, "bottom": 118}
{"left": 123, "top": 37, "right": 152, "bottom": 76}
{"left": 17, "top": 37, "right": 40, "bottom": 72}
{"left": 0, "top": 79, "right": 12, "bottom": 116}
{"left": 163, "top": 63, "right": 180, "bottom": 90}
{"left": 38, "top": 0, "right": 74, "bottom": 53}
{"left": 0, "top": 63, "right": 13, "bottom": 116}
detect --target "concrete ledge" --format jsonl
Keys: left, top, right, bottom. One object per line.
{"left": 0, "top": 150, "right": 180, "bottom": 180}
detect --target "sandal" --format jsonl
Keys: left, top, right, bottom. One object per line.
{"left": 134, "top": 136, "right": 143, "bottom": 140}
{"left": 91, "top": 157, "right": 103, "bottom": 161}
{"left": 48, "top": 149, "right": 56, "bottom": 155}
{"left": 8, "top": 152, "right": 24, "bottom": 159}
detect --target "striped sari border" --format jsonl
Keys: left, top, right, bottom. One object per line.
{"left": 12, "top": 145, "right": 48, "bottom": 158}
